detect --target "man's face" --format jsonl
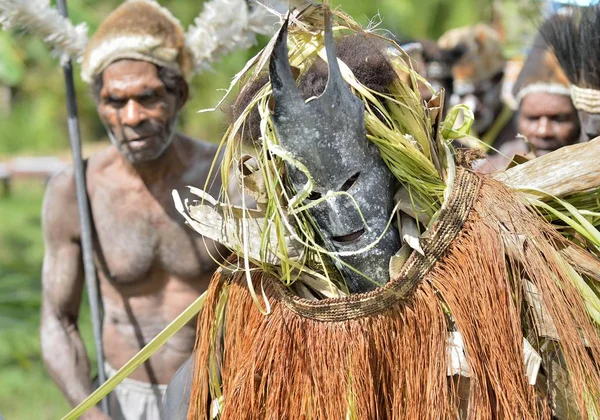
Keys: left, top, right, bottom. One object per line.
{"left": 518, "top": 92, "right": 580, "bottom": 156}
{"left": 577, "top": 109, "right": 600, "bottom": 142}
{"left": 449, "top": 77, "right": 503, "bottom": 135}
{"left": 98, "top": 60, "right": 181, "bottom": 163}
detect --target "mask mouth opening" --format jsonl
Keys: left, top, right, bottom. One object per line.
{"left": 332, "top": 228, "right": 365, "bottom": 243}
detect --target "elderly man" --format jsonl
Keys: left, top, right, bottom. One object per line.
{"left": 40, "top": 2, "right": 227, "bottom": 419}
{"left": 510, "top": 28, "right": 580, "bottom": 157}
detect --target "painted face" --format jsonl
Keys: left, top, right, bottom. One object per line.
{"left": 97, "top": 60, "right": 181, "bottom": 163}
{"left": 518, "top": 92, "right": 580, "bottom": 156}
{"left": 270, "top": 18, "right": 400, "bottom": 293}
{"left": 577, "top": 110, "right": 600, "bottom": 142}
{"left": 450, "top": 76, "right": 503, "bottom": 135}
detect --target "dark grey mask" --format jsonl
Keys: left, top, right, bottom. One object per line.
{"left": 269, "top": 13, "right": 400, "bottom": 293}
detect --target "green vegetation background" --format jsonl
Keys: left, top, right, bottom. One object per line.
{"left": 0, "top": 0, "right": 531, "bottom": 418}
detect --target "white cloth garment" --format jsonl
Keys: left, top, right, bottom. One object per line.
{"left": 105, "top": 363, "right": 168, "bottom": 420}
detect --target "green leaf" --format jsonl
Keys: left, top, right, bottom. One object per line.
{"left": 61, "top": 292, "right": 207, "bottom": 420}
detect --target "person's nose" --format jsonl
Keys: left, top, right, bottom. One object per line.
{"left": 535, "top": 116, "right": 551, "bottom": 137}
{"left": 120, "top": 99, "right": 147, "bottom": 127}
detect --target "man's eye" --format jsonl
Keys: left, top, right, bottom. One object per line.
{"left": 553, "top": 114, "right": 571, "bottom": 123}
{"left": 106, "top": 98, "right": 126, "bottom": 107}
{"left": 139, "top": 93, "right": 158, "bottom": 103}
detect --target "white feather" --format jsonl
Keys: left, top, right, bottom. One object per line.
{"left": 186, "top": 0, "right": 287, "bottom": 74}
{"left": 0, "top": 0, "right": 88, "bottom": 63}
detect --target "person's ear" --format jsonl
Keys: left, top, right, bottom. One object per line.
{"left": 176, "top": 80, "right": 189, "bottom": 111}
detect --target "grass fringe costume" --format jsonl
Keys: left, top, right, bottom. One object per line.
{"left": 174, "top": 6, "right": 600, "bottom": 419}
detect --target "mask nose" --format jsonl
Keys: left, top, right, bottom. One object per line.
{"left": 321, "top": 193, "right": 367, "bottom": 239}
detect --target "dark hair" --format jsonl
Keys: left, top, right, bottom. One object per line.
{"left": 230, "top": 33, "right": 399, "bottom": 144}
{"left": 90, "top": 62, "right": 187, "bottom": 104}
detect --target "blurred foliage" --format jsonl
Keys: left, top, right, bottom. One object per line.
{"left": 0, "top": 32, "right": 24, "bottom": 86}
{"left": 0, "top": 181, "right": 97, "bottom": 419}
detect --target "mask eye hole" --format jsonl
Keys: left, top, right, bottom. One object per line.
{"left": 341, "top": 172, "right": 360, "bottom": 191}
{"left": 307, "top": 191, "right": 322, "bottom": 200}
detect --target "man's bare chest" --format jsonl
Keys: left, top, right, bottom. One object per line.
{"left": 89, "top": 186, "right": 218, "bottom": 285}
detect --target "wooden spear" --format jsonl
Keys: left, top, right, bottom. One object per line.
{"left": 55, "top": 0, "right": 109, "bottom": 414}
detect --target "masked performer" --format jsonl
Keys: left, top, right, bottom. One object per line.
{"left": 166, "top": 7, "right": 600, "bottom": 419}
{"left": 542, "top": 5, "right": 600, "bottom": 142}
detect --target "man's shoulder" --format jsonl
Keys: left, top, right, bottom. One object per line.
{"left": 43, "top": 145, "right": 115, "bottom": 217}
{"left": 45, "top": 165, "right": 77, "bottom": 203}
{"left": 85, "top": 144, "right": 120, "bottom": 174}
{"left": 45, "top": 145, "right": 113, "bottom": 194}
{"left": 43, "top": 166, "right": 81, "bottom": 237}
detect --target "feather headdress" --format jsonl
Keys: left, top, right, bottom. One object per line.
{"left": 186, "top": 0, "right": 287, "bottom": 73}
{"left": 0, "top": 0, "right": 88, "bottom": 64}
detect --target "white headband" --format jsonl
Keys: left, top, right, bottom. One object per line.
{"left": 82, "top": 35, "right": 181, "bottom": 83}
{"left": 515, "top": 82, "right": 571, "bottom": 107}
{"left": 570, "top": 84, "right": 600, "bottom": 113}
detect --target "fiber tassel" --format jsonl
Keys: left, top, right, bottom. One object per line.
{"left": 190, "top": 269, "right": 453, "bottom": 419}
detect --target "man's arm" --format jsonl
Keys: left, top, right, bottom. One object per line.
{"left": 40, "top": 169, "right": 108, "bottom": 419}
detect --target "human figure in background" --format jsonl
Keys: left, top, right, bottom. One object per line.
{"left": 437, "top": 24, "right": 517, "bottom": 171}
{"left": 40, "top": 2, "right": 231, "bottom": 419}
{"left": 394, "top": 39, "right": 458, "bottom": 108}
{"left": 420, "top": 39, "right": 461, "bottom": 109}
{"left": 508, "top": 28, "right": 580, "bottom": 158}
{"left": 477, "top": 16, "right": 581, "bottom": 172}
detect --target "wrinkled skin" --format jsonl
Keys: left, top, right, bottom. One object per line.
{"left": 518, "top": 92, "right": 580, "bottom": 156}
{"left": 98, "top": 61, "right": 180, "bottom": 163}
{"left": 577, "top": 109, "right": 600, "bottom": 142}
{"left": 41, "top": 60, "right": 226, "bottom": 420}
